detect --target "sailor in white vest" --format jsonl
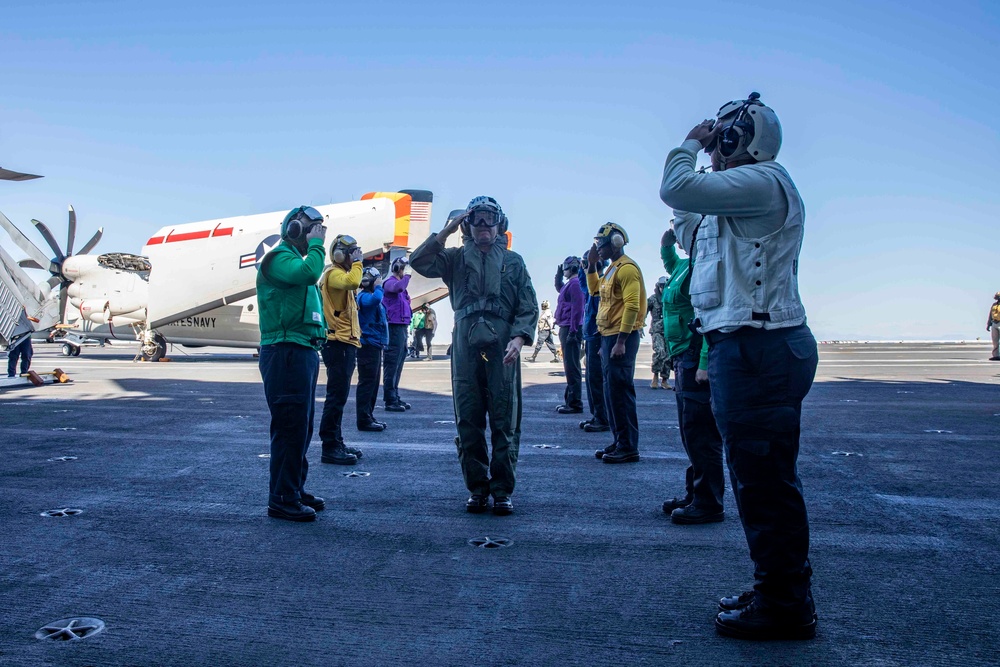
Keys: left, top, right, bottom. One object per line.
{"left": 660, "top": 93, "right": 819, "bottom": 641}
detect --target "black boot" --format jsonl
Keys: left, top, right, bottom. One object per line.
{"left": 321, "top": 444, "right": 357, "bottom": 465}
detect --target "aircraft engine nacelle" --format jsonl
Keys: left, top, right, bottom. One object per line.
{"left": 107, "top": 298, "right": 145, "bottom": 316}
{"left": 77, "top": 299, "right": 109, "bottom": 322}
{"left": 61, "top": 255, "right": 100, "bottom": 280}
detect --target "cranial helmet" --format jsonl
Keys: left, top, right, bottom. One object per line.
{"left": 281, "top": 205, "right": 325, "bottom": 241}
{"left": 541, "top": 300, "right": 550, "bottom": 309}
{"left": 995, "top": 291, "right": 1000, "bottom": 300}
{"left": 330, "top": 234, "right": 359, "bottom": 264}
{"left": 562, "top": 256, "right": 581, "bottom": 272}
{"left": 595, "top": 222, "right": 629, "bottom": 249}
{"left": 360, "top": 266, "right": 381, "bottom": 288}
{"left": 463, "top": 196, "right": 508, "bottom": 236}
{"left": 710, "top": 92, "right": 782, "bottom": 162}
{"left": 656, "top": 276, "right": 667, "bottom": 288}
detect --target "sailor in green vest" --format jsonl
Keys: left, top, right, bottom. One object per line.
{"left": 256, "top": 206, "right": 329, "bottom": 522}
{"left": 410, "top": 197, "right": 539, "bottom": 515}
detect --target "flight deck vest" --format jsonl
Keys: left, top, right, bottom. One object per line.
{"left": 690, "top": 161, "right": 807, "bottom": 333}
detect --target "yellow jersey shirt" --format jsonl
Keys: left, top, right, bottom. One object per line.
{"left": 321, "top": 262, "right": 363, "bottom": 347}
{"left": 587, "top": 254, "right": 647, "bottom": 336}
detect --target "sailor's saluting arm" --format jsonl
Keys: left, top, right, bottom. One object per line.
{"left": 659, "top": 121, "right": 772, "bottom": 218}
{"left": 410, "top": 212, "right": 465, "bottom": 281}
{"left": 265, "top": 224, "right": 327, "bottom": 285}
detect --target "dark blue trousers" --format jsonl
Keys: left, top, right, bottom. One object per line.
{"left": 584, "top": 338, "right": 609, "bottom": 426}
{"left": 559, "top": 326, "right": 583, "bottom": 410}
{"left": 382, "top": 324, "right": 408, "bottom": 406}
{"left": 672, "top": 345, "right": 724, "bottom": 511}
{"left": 601, "top": 330, "right": 640, "bottom": 452}
{"left": 320, "top": 340, "right": 357, "bottom": 447}
{"left": 356, "top": 344, "right": 382, "bottom": 425}
{"left": 706, "top": 324, "right": 818, "bottom": 612}
{"left": 7, "top": 338, "right": 33, "bottom": 377}
{"left": 259, "top": 343, "right": 319, "bottom": 505}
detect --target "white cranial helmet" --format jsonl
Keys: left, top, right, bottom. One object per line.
{"left": 714, "top": 93, "right": 782, "bottom": 162}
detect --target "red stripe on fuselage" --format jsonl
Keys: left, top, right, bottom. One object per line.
{"left": 148, "top": 226, "right": 234, "bottom": 245}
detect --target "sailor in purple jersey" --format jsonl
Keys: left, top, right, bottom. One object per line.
{"left": 382, "top": 257, "right": 413, "bottom": 412}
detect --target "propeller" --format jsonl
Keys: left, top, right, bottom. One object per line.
{"left": 6, "top": 205, "right": 103, "bottom": 325}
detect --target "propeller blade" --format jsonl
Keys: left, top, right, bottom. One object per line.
{"left": 18, "top": 258, "right": 45, "bottom": 270}
{"left": 47, "top": 275, "right": 61, "bottom": 290}
{"left": 77, "top": 227, "right": 103, "bottom": 256}
{"left": 59, "top": 287, "right": 68, "bottom": 325}
{"left": 30, "top": 219, "right": 65, "bottom": 262}
{"left": 0, "top": 209, "right": 52, "bottom": 268}
{"left": 66, "top": 205, "right": 77, "bottom": 256}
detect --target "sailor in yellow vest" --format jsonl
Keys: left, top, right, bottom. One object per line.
{"left": 988, "top": 292, "right": 1000, "bottom": 361}
{"left": 586, "top": 222, "right": 647, "bottom": 464}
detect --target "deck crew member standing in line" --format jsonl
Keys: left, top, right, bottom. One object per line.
{"left": 318, "top": 234, "right": 365, "bottom": 465}
{"left": 579, "top": 250, "right": 610, "bottom": 432}
{"left": 661, "top": 92, "right": 819, "bottom": 640}
{"left": 410, "top": 196, "right": 538, "bottom": 516}
{"left": 647, "top": 277, "right": 671, "bottom": 389}
{"left": 382, "top": 257, "right": 413, "bottom": 411}
{"left": 554, "top": 256, "right": 585, "bottom": 414}
{"left": 586, "top": 222, "right": 646, "bottom": 464}
{"left": 256, "top": 206, "right": 329, "bottom": 522}
{"left": 356, "top": 267, "right": 389, "bottom": 432}
{"left": 659, "top": 224, "right": 725, "bottom": 525}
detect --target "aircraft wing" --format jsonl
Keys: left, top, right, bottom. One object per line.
{"left": 0, "top": 167, "right": 43, "bottom": 182}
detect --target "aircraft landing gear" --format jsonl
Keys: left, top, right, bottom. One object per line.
{"left": 61, "top": 343, "right": 81, "bottom": 357}
{"left": 141, "top": 333, "right": 167, "bottom": 362}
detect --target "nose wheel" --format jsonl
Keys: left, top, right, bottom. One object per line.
{"left": 61, "top": 343, "right": 81, "bottom": 357}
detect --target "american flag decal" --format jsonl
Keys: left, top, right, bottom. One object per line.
{"left": 410, "top": 201, "right": 431, "bottom": 227}
{"left": 239, "top": 252, "right": 257, "bottom": 269}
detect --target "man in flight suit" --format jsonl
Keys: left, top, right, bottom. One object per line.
{"left": 256, "top": 206, "right": 329, "bottom": 522}
{"left": 410, "top": 196, "right": 538, "bottom": 515}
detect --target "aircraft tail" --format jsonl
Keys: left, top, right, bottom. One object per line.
{"left": 360, "top": 189, "right": 433, "bottom": 248}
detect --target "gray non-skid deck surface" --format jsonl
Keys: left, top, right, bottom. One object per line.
{"left": 1, "top": 342, "right": 998, "bottom": 666}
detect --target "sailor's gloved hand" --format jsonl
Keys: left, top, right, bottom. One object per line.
{"left": 661, "top": 228, "right": 676, "bottom": 248}
{"left": 696, "top": 369, "right": 708, "bottom": 384}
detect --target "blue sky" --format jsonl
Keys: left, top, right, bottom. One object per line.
{"left": 1, "top": 1, "right": 998, "bottom": 340}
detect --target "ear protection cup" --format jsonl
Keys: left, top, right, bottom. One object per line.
{"left": 282, "top": 206, "right": 307, "bottom": 240}
{"left": 331, "top": 234, "right": 347, "bottom": 264}
{"left": 595, "top": 222, "right": 629, "bottom": 250}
